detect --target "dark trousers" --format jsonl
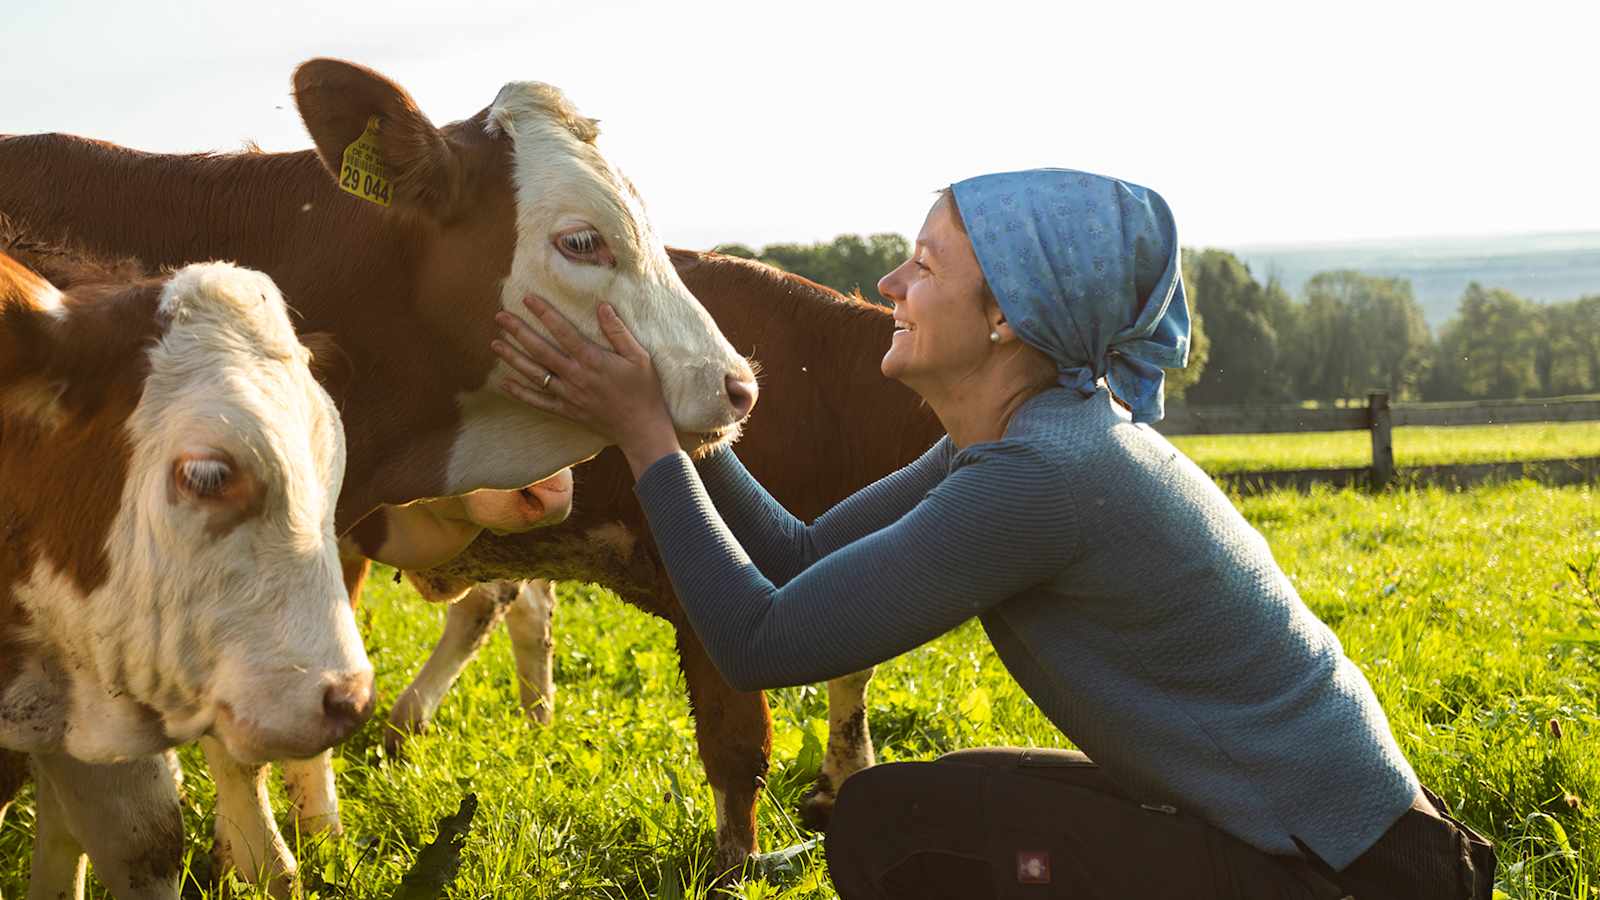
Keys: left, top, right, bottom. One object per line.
{"left": 826, "top": 748, "right": 1495, "bottom": 900}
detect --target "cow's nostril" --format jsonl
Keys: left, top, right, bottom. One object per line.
{"left": 725, "top": 375, "right": 758, "bottom": 418}
{"left": 322, "top": 673, "right": 375, "bottom": 730}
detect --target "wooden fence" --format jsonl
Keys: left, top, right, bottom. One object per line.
{"left": 1155, "top": 392, "right": 1600, "bottom": 493}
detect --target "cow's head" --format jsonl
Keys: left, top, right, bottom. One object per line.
{"left": 347, "top": 468, "right": 575, "bottom": 574}
{"left": 457, "top": 467, "right": 574, "bottom": 533}
{"left": 6, "top": 260, "right": 372, "bottom": 764}
{"left": 292, "top": 60, "right": 756, "bottom": 498}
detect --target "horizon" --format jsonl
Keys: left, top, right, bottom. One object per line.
{"left": 723, "top": 225, "right": 1600, "bottom": 257}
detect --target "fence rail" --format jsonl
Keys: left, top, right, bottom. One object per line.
{"left": 1155, "top": 392, "right": 1600, "bottom": 493}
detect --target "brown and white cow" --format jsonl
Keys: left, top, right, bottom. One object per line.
{"left": 200, "top": 472, "right": 576, "bottom": 886}
{"left": 1, "top": 58, "right": 750, "bottom": 896}
{"left": 0, "top": 57, "right": 755, "bottom": 537}
{"left": 403, "top": 251, "right": 943, "bottom": 867}
{"left": 0, "top": 237, "right": 368, "bottom": 899}
{"left": 203, "top": 250, "right": 946, "bottom": 886}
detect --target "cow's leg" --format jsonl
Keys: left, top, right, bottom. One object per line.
{"left": 503, "top": 579, "right": 557, "bottom": 724}
{"left": 384, "top": 581, "right": 511, "bottom": 755}
{"left": 0, "top": 747, "right": 27, "bottom": 833}
{"left": 265, "top": 540, "right": 368, "bottom": 843}
{"left": 283, "top": 751, "right": 342, "bottom": 837}
{"left": 26, "top": 760, "right": 86, "bottom": 900}
{"left": 28, "top": 752, "right": 181, "bottom": 900}
{"left": 799, "top": 668, "right": 877, "bottom": 830}
{"left": 201, "top": 735, "right": 296, "bottom": 898}
{"left": 674, "top": 618, "right": 771, "bottom": 875}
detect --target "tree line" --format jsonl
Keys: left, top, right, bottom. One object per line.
{"left": 1176, "top": 249, "right": 1600, "bottom": 404}
{"left": 716, "top": 237, "right": 1600, "bottom": 405}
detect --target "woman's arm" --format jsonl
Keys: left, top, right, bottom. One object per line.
{"left": 692, "top": 436, "right": 952, "bottom": 585}
{"left": 636, "top": 441, "right": 1077, "bottom": 691}
{"left": 486, "top": 296, "right": 1070, "bottom": 687}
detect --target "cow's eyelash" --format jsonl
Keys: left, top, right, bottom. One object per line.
{"left": 181, "top": 460, "right": 231, "bottom": 496}
{"left": 561, "top": 231, "right": 600, "bottom": 255}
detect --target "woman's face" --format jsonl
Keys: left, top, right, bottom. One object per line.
{"left": 877, "top": 196, "right": 995, "bottom": 389}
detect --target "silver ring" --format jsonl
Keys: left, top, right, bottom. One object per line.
{"left": 540, "top": 372, "right": 554, "bottom": 389}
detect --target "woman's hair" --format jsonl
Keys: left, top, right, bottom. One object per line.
{"left": 938, "top": 188, "right": 997, "bottom": 306}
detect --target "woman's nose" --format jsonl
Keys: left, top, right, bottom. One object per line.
{"left": 878, "top": 266, "right": 906, "bottom": 304}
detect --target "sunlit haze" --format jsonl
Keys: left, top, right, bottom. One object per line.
{"left": 5, "top": 0, "right": 1594, "bottom": 250}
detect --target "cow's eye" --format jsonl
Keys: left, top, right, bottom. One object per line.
{"left": 553, "top": 228, "right": 613, "bottom": 266}
{"left": 175, "top": 455, "right": 233, "bottom": 500}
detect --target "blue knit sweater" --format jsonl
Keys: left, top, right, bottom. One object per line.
{"left": 634, "top": 385, "right": 1420, "bottom": 869}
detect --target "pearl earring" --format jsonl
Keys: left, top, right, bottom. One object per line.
{"left": 989, "top": 330, "right": 1001, "bottom": 344}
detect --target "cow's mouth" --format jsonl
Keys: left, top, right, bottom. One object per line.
{"left": 684, "top": 423, "right": 742, "bottom": 458}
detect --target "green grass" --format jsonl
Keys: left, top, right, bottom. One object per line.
{"left": 3, "top": 482, "right": 1599, "bottom": 898}
{"left": 1171, "top": 421, "right": 1600, "bottom": 473}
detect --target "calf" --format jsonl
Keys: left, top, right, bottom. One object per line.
{"left": 205, "top": 250, "right": 945, "bottom": 884}
{"left": 0, "top": 237, "right": 368, "bottom": 899}
{"left": 203, "top": 474, "right": 575, "bottom": 886}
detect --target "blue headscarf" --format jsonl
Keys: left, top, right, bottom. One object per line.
{"left": 951, "top": 168, "right": 1189, "bottom": 424}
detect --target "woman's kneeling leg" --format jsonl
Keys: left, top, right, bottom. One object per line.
{"left": 826, "top": 750, "right": 1342, "bottom": 900}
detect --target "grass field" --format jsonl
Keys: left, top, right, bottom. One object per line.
{"left": 3, "top": 481, "right": 1598, "bottom": 898}
{"left": 1170, "top": 421, "right": 1600, "bottom": 473}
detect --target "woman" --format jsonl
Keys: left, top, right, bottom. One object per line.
{"left": 490, "top": 169, "right": 1494, "bottom": 899}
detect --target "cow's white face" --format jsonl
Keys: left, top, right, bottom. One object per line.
{"left": 49, "top": 264, "right": 370, "bottom": 764}
{"left": 445, "top": 84, "right": 757, "bottom": 492}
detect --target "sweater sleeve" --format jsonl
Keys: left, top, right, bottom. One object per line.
{"left": 635, "top": 441, "right": 1077, "bottom": 691}
{"left": 691, "top": 437, "right": 954, "bottom": 585}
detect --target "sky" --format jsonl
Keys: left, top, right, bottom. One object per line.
{"left": 5, "top": 0, "right": 1596, "bottom": 251}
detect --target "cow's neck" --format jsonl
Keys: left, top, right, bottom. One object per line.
{"left": 683, "top": 255, "right": 944, "bottom": 517}
{"left": 0, "top": 136, "right": 397, "bottom": 274}
{"left": 0, "top": 135, "right": 458, "bottom": 529}
{"left": 765, "top": 290, "right": 944, "bottom": 484}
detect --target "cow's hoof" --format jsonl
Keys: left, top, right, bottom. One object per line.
{"left": 796, "top": 780, "right": 837, "bottom": 833}
{"left": 293, "top": 810, "right": 344, "bottom": 838}
{"left": 711, "top": 844, "right": 753, "bottom": 887}
{"left": 210, "top": 842, "right": 296, "bottom": 900}
{"left": 381, "top": 723, "right": 422, "bottom": 760}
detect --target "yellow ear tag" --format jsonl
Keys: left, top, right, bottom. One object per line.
{"left": 337, "top": 116, "right": 393, "bottom": 207}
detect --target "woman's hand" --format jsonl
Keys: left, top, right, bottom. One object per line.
{"left": 492, "top": 296, "right": 681, "bottom": 478}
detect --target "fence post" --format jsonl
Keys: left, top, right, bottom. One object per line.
{"left": 1368, "top": 391, "right": 1394, "bottom": 489}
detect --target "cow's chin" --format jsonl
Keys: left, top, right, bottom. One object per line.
{"left": 159, "top": 704, "right": 216, "bottom": 747}
{"left": 208, "top": 702, "right": 350, "bottom": 766}
{"left": 679, "top": 422, "right": 743, "bottom": 460}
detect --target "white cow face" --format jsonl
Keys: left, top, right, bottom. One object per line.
{"left": 78, "top": 263, "right": 370, "bottom": 765}
{"left": 291, "top": 60, "right": 758, "bottom": 500}
{"left": 485, "top": 83, "right": 758, "bottom": 445}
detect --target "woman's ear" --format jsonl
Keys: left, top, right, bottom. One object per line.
{"left": 986, "top": 303, "right": 1019, "bottom": 345}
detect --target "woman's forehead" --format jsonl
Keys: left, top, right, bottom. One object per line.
{"left": 916, "top": 199, "right": 961, "bottom": 254}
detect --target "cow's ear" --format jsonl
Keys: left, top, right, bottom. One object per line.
{"left": 293, "top": 58, "right": 464, "bottom": 218}
{"left": 299, "top": 330, "right": 353, "bottom": 402}
{"left": 0, "top": 252, "right": 59, "bottom": 384}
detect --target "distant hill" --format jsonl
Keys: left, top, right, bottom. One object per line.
{"left": 1229, "top": 231, "right": 1600, "bottom": 328}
